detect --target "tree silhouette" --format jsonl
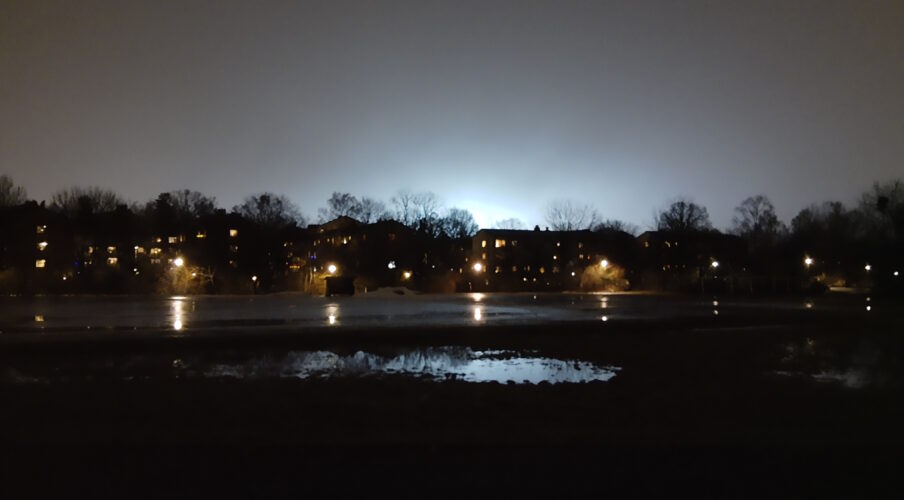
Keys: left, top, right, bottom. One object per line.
{"left": 655, "top": 198, "right": 712, "bottom": 232}
{"left": 732, "top": 195, "right": 784, "bottom": 240}
{"left": 233, "top": 193, "right": 304, "bottom": 228}
{"left": 0, "top": 175, "right": 27, "bottom": 207}
{"left": 544, "top": 199, "right": 598, "bottom": 230}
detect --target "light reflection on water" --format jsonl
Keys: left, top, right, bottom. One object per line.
{"left": 171, "top": 297, "right": 185, "bottom": 331}
{"left": 204, "top": 347, "right": 619, "bottom": 385}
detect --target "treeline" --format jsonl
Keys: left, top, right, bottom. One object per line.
{"left": 1, "top": 174, "right": 902, "bottom": 294}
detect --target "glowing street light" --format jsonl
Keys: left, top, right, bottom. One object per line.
{"left": 864, "top": 264, "right": 872, "bottom": 271}
{"left": 472, "top": 262, "right": 483, "bottom": 273}
{"left": 600, "top": 259, "right": 609, "bottom": 269}
{"left": 327, "top": 264, "right": 337, "bottom": 274}
{"left": 173, "top": 257, "right": 184, "bottom": 267}
{"left": 804, "top": 257, "right": 813, "bottom": 267}
{"left": 402, "top": 271, "right": 412, "bottom": 280}
{"left": 251, "top": 275, "right": 258, "bottom": 282}
{"left": 710, "top": 261, "right": 720, "bottom": 269}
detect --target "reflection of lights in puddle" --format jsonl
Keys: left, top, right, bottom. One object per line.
{"left": 601, "top": 297, "right": 608, "bottom": 309}
{"left": 473, "top": 307, "right": 482, "bottom": 321}
{"left": 204, "top": 348, "right": 620, "bottom": 385}
{"left": 326, "top": 304, "right": 339, "bottom": 326}
{"left": 471, "top": 293, "right": 484, "bottom": 303}
{"left": 170, "top": 297, "right": 185, "bottom": 331}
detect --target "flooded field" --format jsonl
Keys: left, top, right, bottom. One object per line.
{"left": 0, "top": 290, "right": 888, "bottom": 334}
{"left": 1, "top": 291, "right": 902, "bottom": 496}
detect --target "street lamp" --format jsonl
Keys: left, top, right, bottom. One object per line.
{"left": 711, "top": 260, "right": 719, "bottom": 269}
{"left": 804, "top": 257, "right": 813, "bottom": 268}
{"left": 472, "top": 262, "right": 483, "bottom": 273}
{"left": 600, "top": 259, "right": 609, "bottom": 269}
{"left": 173, "top": 257, "right": 184, "bottom": 268}
{"left": 865, "top": 264, "right": 871, "bottom": 271}
{"left": 327, "top": 264, "right": 337, "bottom": 274}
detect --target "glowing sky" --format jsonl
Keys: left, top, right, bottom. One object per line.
{"left": 2, "top": 0, "right": 903, "bottom": 229}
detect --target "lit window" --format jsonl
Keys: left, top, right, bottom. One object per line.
{"left": 512, "top": 266, "right": 518, "bottom": 272}
{"left": 37, "top": 241, "right": 48, "bottom": 251}
{"left": 135, "top": 246, "right": 146, "bottom": 254}
{"left": 196, "top": 231, "right": 207, "bottom": 239}
{"left": 511, "top": 240, "right": 518, "bottom": 246}
{"left": 107, "top": 246, "right": 116, "bottom": 254}
{"left": 495, "top": 239, "right": 506, "bottom": 248}
{"left": 481, "top": 240, "right": 487, "bottom": 248}
{"left": 495, "top": 266, "right": 501, "bottom": 274}
{"left": 150, "top": 258, "right": 161, "bottom": 264}
{"left": 35, "top": 259, "right": 46, "bottom": 268}
{"left": 556, "top": 242, "right": 561, "bottom": 247}
{"left": 150, "top": 247, "right": 162, "bottom": 256}
{"left": 87, "top": 246, "right": 94, "bottom": 255}
{"left": 643, "top": 241, "right": 650, "bottom": 248}
{"left": 539, "top": 267, "right": 545, "bottom": 274}
{"left": 107, "top": 257, "right": 118, "bottom": 265}
{"left": 168, "top": 236, "right": 178, "bottom": 244}
{"left": 553, "top": 255, "right": 558, "bottom": 260}
{"left": 36, "top": 225, "right": 46, "bottom": 234}
{"left": 155, "top": 237, "right": 163, "bottom": 243}
{"left": 482, "top": 252, "right": 486, "bottom": 260}
{"left": 578, "top": 242, "right": 583, "bottom": 249}
{"left": 665, "top": 241, "right": 671, "bottom": 248}
{"left": 578, "top": 254, "right": 583, "bottom": 260}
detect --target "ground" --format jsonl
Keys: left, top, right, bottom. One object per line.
{"left": 0, "top": 292, "right": 902, "bottom": 497}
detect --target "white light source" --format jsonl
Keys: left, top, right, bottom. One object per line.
{"left": 402, "top": 271, "right": 412, "bottom": 280}
{"left": 473, "top": 262, "right": 483, "bottom": 272}
{"left": 864, "top": 264, "right": 871, "bottom": 271}
{"left": 387, "top": 261, "right": 396, "bottom": 269}
{"left": 711, "top": 261, "right": 719, "bottom": 269}
{"left": 600, "top": 259, "right": 609, "bottom": 269}
{"left": 327, "top": 264, "right": 337, "bottom": 274}
{"left": 895, "top": 271, "right": 900, "bottom": 277}
{"left": 804, "top": 257, "right": 813, "bottom": 267}
{"left": 251, "top": 275, "right": 258, "bottom": 282}
{"left": 173, "top": 257, "right": 184, "bottom": 267}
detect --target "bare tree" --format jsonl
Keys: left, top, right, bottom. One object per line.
{"left": 544, "top": 199, "right": 599, "bottom": 231}
{"left": 0, "top": 175, "right": 27, "bottom": 207}
{"left": 233, "top": 193, "right": 304, "bottom": 228}
{"left": 318, "top": 192, "right": 362, "bottom": 222}
{"left": 440, "top": 208, "right": 479, "bottom": 239}
{"left": 391, "top": 189, "right": 442, "bottom": 227}
{"left": 358, "top": 197, "right": 389, "bottom": 223}
{"left": 51, "top": 186, "right": 125, "bottom": 215}
{"left": 655, "top": 198, "right": 712, "bottom": 232}
{"left": 732, "top": 195, "right": 784, "bottom": 239}
{"left": 493, "top": 218, "right": 525, "bottom": 230}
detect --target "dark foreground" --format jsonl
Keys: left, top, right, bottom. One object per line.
{"left": 1, "top": 293, "right": 903, "bottom": 498}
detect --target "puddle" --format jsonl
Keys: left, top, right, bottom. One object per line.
{"left": 204, "top": 348, "right": 619, "bottom": 384}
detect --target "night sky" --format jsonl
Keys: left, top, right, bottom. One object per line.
{"left": 2, "top": 0, "right": 902, "bottom": 229}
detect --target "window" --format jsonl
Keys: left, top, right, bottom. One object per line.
{"left": 36, "top": 225, "right": 46, "bottom": 234}
{"left": 37, "top": 242, "right": 48, "bottom": 251}
{"left": 168, "top": 236, "right": 178, "bottom": 244}
{"left": 482, "top": 252, "right": 486, "bottom": 260}
{"left": 481, "top": 240, "right": 487, "bottom": 248}
{"left": 196, "top": 231, "right": 207, "bottom": 239}
{"left": 495, "top": 239, "right": 506, "bottom": 248}
{"left": 556, "top": 241, "right": 561, "bottom": 247}
{"left": 578, "top": 242, "right": 583, "bottom": 249}
{"left": 107, "top": 257, "right": 118, "bottom": 265}
{"left": 539, "top": 267, "right": 545, "bottom": 274}
{"left": 135, "top": 246, "right": 146, "bottom": 254}
{"left": 35, "top": 259, "right": 46, "bottom": 268}
{"left": 511, "top": 266, "right": 518, "bottom": 272}
{"left": 495, "top": 266, "right": 501, "bottom": 274}
{"left": 229, "top": 229, "right": 239, "bottom": 238}
{"left": 150, "top": 258, "right": 161, "bottom": 265}
{"left": 644, "top": 241, "right": 650, "bottom": 248}
{"left": 107, "top": 246, "right": 116, "bottom": 254}
{"left": 511, "top": 240, "right": 518, "bottom": 247}
{"left": 553, "top": 255, "right": 558, "bottom": 260}
{"left": 150, "top": 247, "right": 162, "bottom": 256}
